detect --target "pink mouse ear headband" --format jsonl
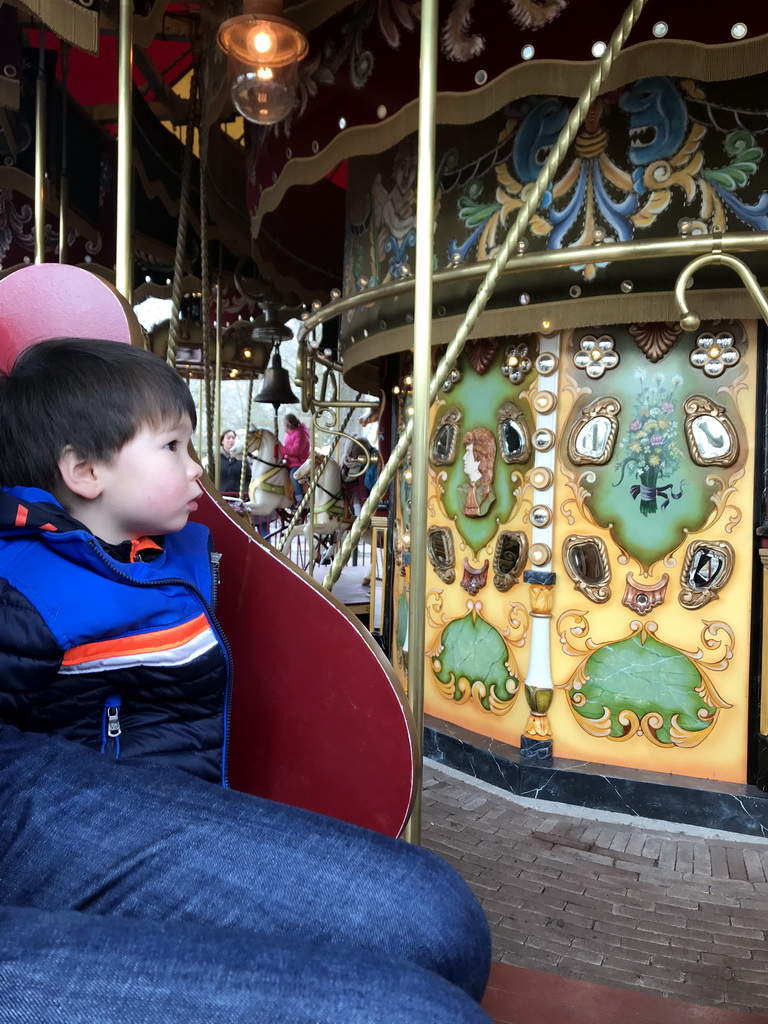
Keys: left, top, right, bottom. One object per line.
{"left": 0, "top": 264, "right": 142, "bottom": 373}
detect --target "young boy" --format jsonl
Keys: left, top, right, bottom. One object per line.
{"left": 0, "top": 338, "right": 492, "bottom": 1022}
{"left": 0, "top": 337, "right": 227, "bottom": 782}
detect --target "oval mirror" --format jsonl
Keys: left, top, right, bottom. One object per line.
{"left": 688, "top": 546, "right": 726, "bottom": 590}
{"left": 433, "top": 424, "right": 455, "bottom": 463}
{"left": 501, "top": 419, "right": 524, "bottom": 459}
{"left": 691, "top": 415, "right": 732, "bottom": 462}
{"left": 574, "top": 416, "right": 612, "bottom": 460}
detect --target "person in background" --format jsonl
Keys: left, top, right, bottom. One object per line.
{"left": 218, "top": 428, "right": 251, "bottom": 497}
{"left": 281, "top": 413, "right": 310, "bottom": 503}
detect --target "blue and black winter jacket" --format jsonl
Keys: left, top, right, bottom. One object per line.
{"left": 0, "top": 486, "right": 230, "bottom": 784}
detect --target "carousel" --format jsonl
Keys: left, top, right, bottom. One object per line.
{"left": 3, "top": 0, "right": 768, "bottom": 839}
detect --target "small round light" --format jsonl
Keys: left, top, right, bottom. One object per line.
{"left": 376, "top": 105, "right": 387, "bottom": 119}
{"left": 474, "top": 69, "right": 487, "bottom": 85}
{"left": 591, "top": 41, "right": 607, "bottom": 57}
{"left": 404, "top": 375, "right": 412, "bottom": 386}
{"left": 529, "top": 543, "right": 552, "bottom": 567}
{"left": 652, "top": 21, "right": 668, "bottom": 37}
{"left": 519, "top": 293, "right": 530, "bottom": 305}
{"left": 620, "top": 280, "right": 633, "bottom": 293}
{"left": 338, "top": 117, "right": 347, "bottom": 130}
{"left": 521, "top": 44, "right": 535, "bottom": 60}
{"left": 541, "top": 319, "right": 551, "bottom": 330}
{"left": 243, "top": 348, "right": 252, "bottom": 359}
{"left": 406, "top": 406, "right": 414, "bottom": 416}
{"left": 731, "top": 22, "right": 747, "bottom": 39}
{"left": 404, "top": 469, "right": 413, "bottom": 482}
{"left": 392, "top": 385, "right": 401, "bottom": 395}
{"left": 569, "top": 285, "right": 582, "bottom": 299}
{"left": 145, "top": 275, "right": 152, "bottom": 283}
{"left": 311, "top": 300, "right": 322, "bottom": 311}
{"left": 330, "top": 288, "right": 341, "bottom": 300}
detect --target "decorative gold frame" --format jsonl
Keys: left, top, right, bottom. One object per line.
{"left": 496, "top": 401, "right": 532, "bottom": 465}
{"left": 679, "top": 540, "right": 735, "bottom": 610}
{"left": 567, "top": 397, "right": 621, "bottom": 467}
{"left": 562, "top": 535, "right": 611, "bottom": 603}
{"left": 427, "top": 526, "right": 456, "bottom": 584}
{"left": 683, "top": 396, "right": 739, "bottom": 468}
{"left": 493, "top": 530, "right": 528, "bottom": 592}
{"left": 429, "top": 407, "right": 462, "bottom": 467}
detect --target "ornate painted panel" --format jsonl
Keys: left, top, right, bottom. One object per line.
{"left": 409, "top": 321, "right": 757, "bottom": 784}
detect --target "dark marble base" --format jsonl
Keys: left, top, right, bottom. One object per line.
{"left": 519, "top": 735, "right": 553, "bottom": 763}
{"left": 425, "top": 716, "right": 768, "bottom": 838}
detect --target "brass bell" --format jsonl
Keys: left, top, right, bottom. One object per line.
{"left": 253, "top": 349, "right": 299, "bottom": 409}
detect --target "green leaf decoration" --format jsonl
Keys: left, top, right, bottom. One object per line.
{"left": 703, "top": 130, "right": 764, "bottom": 192}
{"left": 458, "top": 197, "right": 501, "bottom": 228}
{"left": 432, "top": 612, "right": 519, "bottom": 710}
{"left": 573, "top": 633, "right": 713, "bottom": 744}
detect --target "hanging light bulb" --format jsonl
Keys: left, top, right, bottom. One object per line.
{"left": 217, "top": 0, "right": 308, "bottom": 125}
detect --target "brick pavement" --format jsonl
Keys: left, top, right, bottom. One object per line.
{"left": 421, "top": 761, "right": 768, "bottom": 1016}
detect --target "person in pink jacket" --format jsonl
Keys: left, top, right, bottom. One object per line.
{"left": 281, "top": 413, "right": 311, "bottom": 502}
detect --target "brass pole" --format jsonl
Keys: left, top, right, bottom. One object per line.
{"left": 116, "top": 0, "right": 133, "bottom": 301}
{"left": 34, "top": 29, "right": 46, "bottom": 265}
{"left": 323, "top": 0, "right": 649, "bottom": 591}
{"left": 197, "top": 376, "right": 204, "bottom": 456}
{"left": 214, "top": 283, "right": 223, "bottom": 489}
{"left": 58, "top": 44, "right": 69, "bottom": 264}
{"left": 400, "top": 0, "right": 438, "bottom": 846}
{"left": 300, "top": 231, "right": 768, "bottom": 337}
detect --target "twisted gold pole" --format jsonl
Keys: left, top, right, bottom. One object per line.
{"left": 322, "top": 0, "right": 649, "bottom": 591}
{"left": 167, "top": 77, "right": 197, "bottom": 369}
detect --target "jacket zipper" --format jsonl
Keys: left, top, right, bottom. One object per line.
{"left": 101, "top": 694, "right": 122, "bottom": 759}
{"left": 87, "top": 541, "right": 233, "bottom": 787}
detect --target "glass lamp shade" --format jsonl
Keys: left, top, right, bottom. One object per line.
{"left": 217, "top": 12, "right": 308, "bottom": 125}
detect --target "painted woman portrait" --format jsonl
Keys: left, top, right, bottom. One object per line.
{"left": 458, "top": 427, "right": 497, "bottom": 518}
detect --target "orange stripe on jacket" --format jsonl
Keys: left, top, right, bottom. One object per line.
{"left": 61, "top": 612, "right": 211, "bottom": 667}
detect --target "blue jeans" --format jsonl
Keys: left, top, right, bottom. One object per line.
{"left": 289, "top": 466, "right": 303, "bottom": 503}
{"left": 0, "top": 727, "right": 491, "bottom": 1022}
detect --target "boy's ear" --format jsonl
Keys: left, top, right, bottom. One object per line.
{"left": 57, "top": 447, "right": 104, "bottom": 500}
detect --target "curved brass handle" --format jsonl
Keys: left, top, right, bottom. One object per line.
{"left": 675, "top": 252, "right": 768, "bottom": 331}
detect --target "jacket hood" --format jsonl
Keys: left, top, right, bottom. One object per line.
{"left": 0, "top": 486, "right": 79, "bottom": 536}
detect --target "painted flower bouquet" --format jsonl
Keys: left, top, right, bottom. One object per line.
{"left": 613, "top": 370, "right": 685, "bottom": 516}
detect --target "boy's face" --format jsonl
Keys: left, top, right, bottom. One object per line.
{"left": 87, "top": 415, "right": 203, "bottom": 543}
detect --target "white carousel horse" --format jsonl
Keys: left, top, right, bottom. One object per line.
{"left": 240, "top": 428, "right": 293, "bottom": 518}
{"left": 283, "top": 453, "right": 348, "bottom": 566}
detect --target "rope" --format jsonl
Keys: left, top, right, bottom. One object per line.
{"left": 240, "top": 375, "right": 254, "bottom": 499}
{"left": 166, "top": 71, "right": 197, "bottom": 370}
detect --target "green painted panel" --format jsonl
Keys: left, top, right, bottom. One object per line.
{"left": 438, "top": 345, "right": 535, "bottom": 554}
{"left": 431, "top": 610, "right": 519, "bottom": 710}
{"left": 565, "top": 334, "right": 738, "bottom": 566}
{"left": 576, "top": 633, "right": 713, "bottom": 744}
